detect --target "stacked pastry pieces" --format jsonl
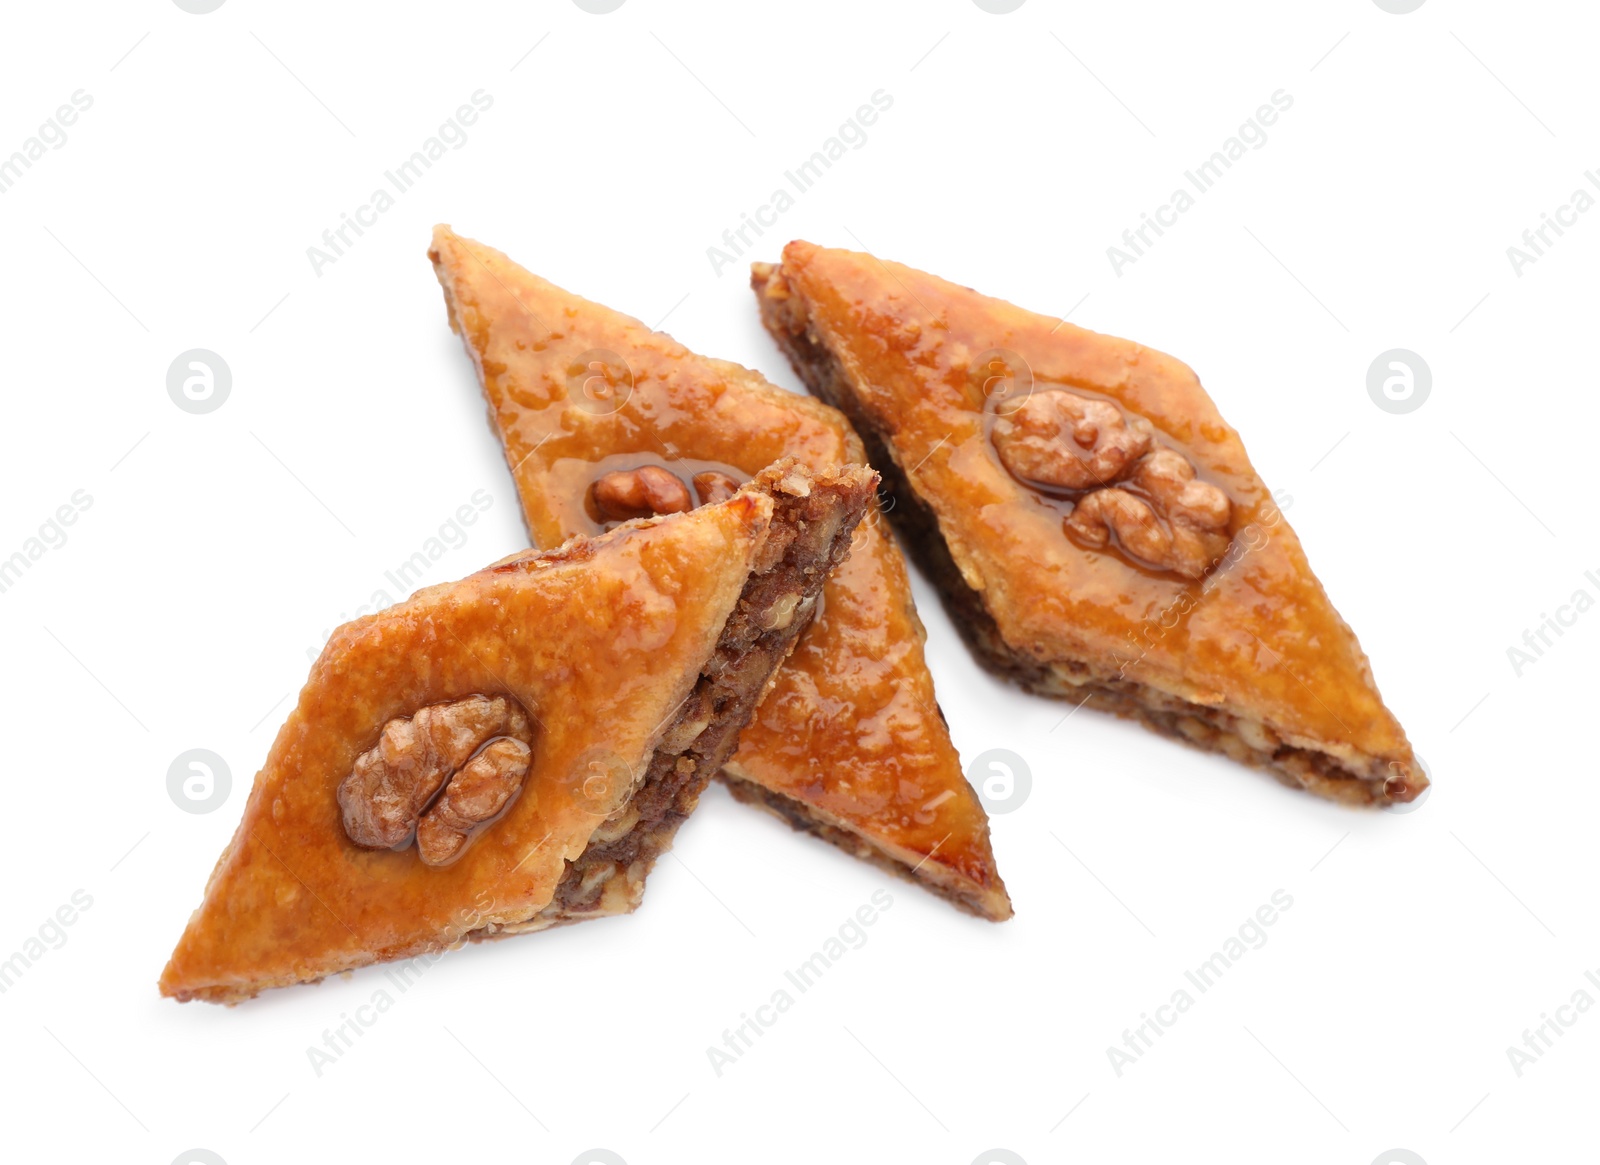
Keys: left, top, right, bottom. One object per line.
{"left": 161, "top": 229, "right": 1420, "bottom": 1003}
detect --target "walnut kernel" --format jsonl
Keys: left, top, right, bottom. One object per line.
{"left": 592, "top": 466, "right": 692, "bottom": 522}
{"left": 990, "top": 389, "right": 1233, "bottom": 578}
{"left": 1064, "top": 453, "right": 1232, "bottom": 579}
{"left": 692, "top": 470, "right": 742, "bottom": 505}
{"left": 415, "top": 738, "right": 532, "bottom": 866}
{"left": 1133, "top": 448, "right": 1231, "bottom": 532}
{"left": 339, "top": 695, "right": 533, "bottom": 864}
{"left": 992, "top": 388, "right": 1154, "bottom": 489}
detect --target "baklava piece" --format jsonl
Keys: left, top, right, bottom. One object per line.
{"left": 753, "top": 241, "right": 1423, "bottom": 807}
{"left": 160, "top": 462, "right": 873, "bottom": 1002}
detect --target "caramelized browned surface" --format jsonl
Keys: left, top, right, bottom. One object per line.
{"left": 758, "top": 240, "right": 1421, "bottom": 805}
{"left": 429, "top": 226, "right": 1010, "bottom": 918}
{"left": 160, "top": 495, "right": 771, "bottom": 1002}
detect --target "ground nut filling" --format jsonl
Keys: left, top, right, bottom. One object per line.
{"left": 338, "top": 694, "right": 534, "bottom": 866}
{"left": 523, "top": 462, "right": 877, "bottom": 930}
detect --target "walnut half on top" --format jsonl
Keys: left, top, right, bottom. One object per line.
{"left": 992, "top": 388, "right": 1154, "bottom": 489}
{"left": 338, "top": 694, "right": 534, "bottom": 867}
{"left": 992, "top": 387, "right": 1232, "bottom": 579}
{"left": 590, "top": 465, "right": 746, "bottom": 523}
{"left": 592, "top": 465, "right": 693, "bottom": 522}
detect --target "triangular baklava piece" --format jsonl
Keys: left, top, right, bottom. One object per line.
{"left": 161, "top": 462, "right": 874, "bottom": 1002}
{"left": 428, "top": 226, "right": 1012, "bottom": 918}
{"left": 753, "top": 241, "right": 1423, "bottom": 806}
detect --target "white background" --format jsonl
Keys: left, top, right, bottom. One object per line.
{"left": 1, "top": 1, "right": 1595, "bottom": 1163}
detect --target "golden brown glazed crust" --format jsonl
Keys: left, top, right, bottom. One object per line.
{"left": 428, "top": 226, "right": 1011, "bottom": 918}
{"left": 754, "top": 241, "right": 1423, "bottom": 807}
{"left": 160, "top": 495, "right": 772, "bottom": 1003}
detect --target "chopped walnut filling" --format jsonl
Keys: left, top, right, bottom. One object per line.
{"left": 992, "top": 388, "right": 1232, "bottom": 578}
{"left": 338, "top": 695, "right": 533, "bottom": 866}
{"left": 592, "top": 466, "right": 692, "bottom": 522}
